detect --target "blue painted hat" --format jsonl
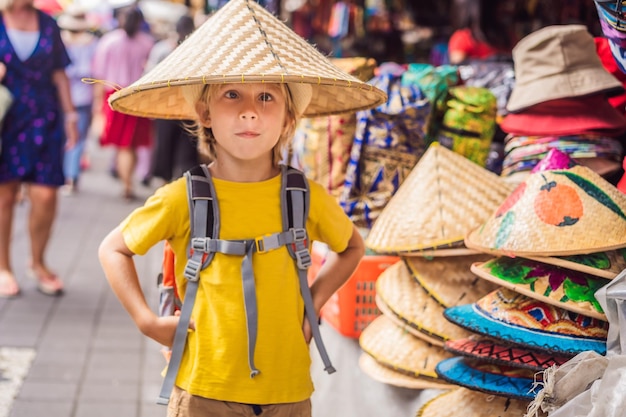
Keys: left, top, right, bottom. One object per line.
{"left": 435, "top": 356, "right": 536, "bottom": 401}
{"left": 443, "top": 288, "right": 608, "bottom": 355}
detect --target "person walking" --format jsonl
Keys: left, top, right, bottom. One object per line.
{"left": 92, "top": 5, "right": 153, "bottom": 201}
{"left": 0, "top": 0, "right": 78, "bottom": 298}
{"left": 58, "top": 4, "right": 99, "bottom": 196}
{"left": 98, "top": 0, "right": 386, "bottom": 414}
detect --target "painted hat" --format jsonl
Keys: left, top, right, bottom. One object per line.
{"left": 358, "top": 353, "right": 453, "bottom": 390}
{"left": 358, "top": 315, "right": 454, "bottom": 387}
{"left": 417, "top": 387, "right": 531, "bottom": 417}
{"left": 528, "top": 248, "right": 626, "bottom": 279}
{"left": 443, "top": 288, "right": 608, "bottom": 355}
{"left": 506, "top": 25, "right": 623, "bottom": 113}
{"left": 471, "top": 257, "right": 608, "bottom": 320}
{"left": 465, "top": 165, "right": 626, "bottom": 256}
{"left": 500, "top": 95, "right": 626, "bottom": 137}
{"left": 365, "top": 143, "right": 516, "bottom": 256}
{"left": 435, "top": 357, "right": 536, "bottom": 401}
{"left": 108, "top": 0, "right": 386, "bottom": 119}
{"left": 375, "top": 259, "right": 492, "bottom": 345}
{"left": 444, "top": 337, "right": 572, "bottom": 372}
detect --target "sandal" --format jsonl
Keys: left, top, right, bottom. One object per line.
{"left": 27, "top": 268, "right": 64, "bottom": 297}
{"left": 0, "top": 271, "right": 20, "bottom": 299}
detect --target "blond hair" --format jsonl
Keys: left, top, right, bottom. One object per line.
{"left": 186, "top": 84, "right": 299, "bottom": 166}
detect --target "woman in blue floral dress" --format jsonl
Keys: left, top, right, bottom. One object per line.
{"left": 0, "top": 0, "right": 78, "bottom": 298}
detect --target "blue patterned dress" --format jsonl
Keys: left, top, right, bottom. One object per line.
{"left": 0, "top": 10, "right": 70, "bottom": 186}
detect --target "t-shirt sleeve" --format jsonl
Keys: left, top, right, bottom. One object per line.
{"left": 120, "top": 178, "right": 189, "bottom": 255}
{"left": 307, "top": 179, "right": 354, "bottom": 254}
{"left": 48, "top": 14, "right": 71, "bottom": 70}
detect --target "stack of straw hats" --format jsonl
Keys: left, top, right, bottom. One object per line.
{"left": 357, "top": 143, "right": 516, "bottom": 394}
{"left": 426, "top": 149, "right": 626, "bottom": 407}
{"left": 499, "top": 25, "right": 626, "bottom": 183}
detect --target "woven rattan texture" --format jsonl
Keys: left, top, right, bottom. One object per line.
{"left": 375, "top": 262, "right": 474, "bottom": 344}
{"left": 358, "top": 353, "right": 454, "bottom": 390}
{"left": 404, "top": 256, "right": 497, "bottom": 307}
{"left": 465, "top": 165, "right": 626, "bottom": 256}
{"left": 366, "top": 144, "right": 516, "bottom": 254}
{"left": 109, "top": 0, "right": 386, "bottom": 119}
{"left": 358, "top": 315, "right": 453, "bottom": 380}
{"left": 416, "top": 387, "right": 530, "bottom": 417}
{"left": 527, "top": 249, "right": 626, "bottom": 279}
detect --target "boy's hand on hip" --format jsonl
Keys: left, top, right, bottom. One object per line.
{"left": 144, "top": 313, "right": 195, "bottom": 348}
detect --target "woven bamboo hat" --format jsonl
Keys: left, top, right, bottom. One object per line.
{"left": 528, "top": 249, "right": 626, "bottom": 279}
{"left": 358, "top": 315, "right": 453, "bottom": 387}
{"left": 358, "top": 353, "right": 453, "bottom": 390}
{"left": 375, "top": 260, "right": 481, "bottom": 346}
{"left": 107, "top": 0, "right": 386, "bottom": 119}
{"left": 365, "top": 143, "right": 516, "bottom": 256}
{"left": 435, "top": 357, "right": 536, "bottom": 401}
{"left": 465, "top": 165, "right": 626, "bottom": 257}
{"left": 471, "top": 258, "right": 608, "bottom": 320}
{"left": 444, "top": 337, "right": 571, "bottom": 372}
{"left": 443, "top": 288, "right": 608, "bottom": 355}
{"left": 417, "top": 388, "right": 531, "bottom": 417}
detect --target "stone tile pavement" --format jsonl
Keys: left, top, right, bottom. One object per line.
{"left": 0, "top": 147, "right": 441, "bottom": 417}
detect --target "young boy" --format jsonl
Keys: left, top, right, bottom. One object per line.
{"left": 98, "top": 0, "right": 386, "bottom": 415}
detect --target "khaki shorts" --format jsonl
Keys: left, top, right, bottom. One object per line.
{"left": 167, "top": 386, "right": 312, "bottom": 417}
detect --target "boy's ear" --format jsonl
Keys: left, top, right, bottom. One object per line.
{"left": 196, "top": 102, "right": 211, "bottom": 127}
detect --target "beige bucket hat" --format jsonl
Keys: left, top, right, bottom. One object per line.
{"left": 365, "top": 143, "right": 516, "bottom": 255}
{"left": 108, "top": 0, "right": 386, "bottom": 119}
{"left": 506, "top": 25, "right": 623, "bottom": 113}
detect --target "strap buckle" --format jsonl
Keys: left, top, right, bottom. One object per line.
{"left": 294, "top": 248, "right": 312, "bottom": 270}
{"left": 191, "top": 237, "right": 209, "bottom": 252}
{"left": 291, "top": 228, "right": 307, "bottom": 242}
{"left": 255, "top": 234, "right": 281, "bottom": 254}
{"left": 183, "top": 258, "right": 202, "bottom": 281}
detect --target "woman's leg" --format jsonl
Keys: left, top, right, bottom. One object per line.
{"left": 0, "top": 180, "right": 21, "bottom": 297}
{"left": 117, "top": 147, "right": 137, "bottom": 199}
{"left": 27, "top": 183, "right": 63, "bottom": 294}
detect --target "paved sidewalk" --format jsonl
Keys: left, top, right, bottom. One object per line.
{"left": 0, "top": 148, "right": 440, "bottom": 417}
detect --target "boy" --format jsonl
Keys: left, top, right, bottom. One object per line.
{"left": 98, "top": 0, "right": 386, "bottom": 415}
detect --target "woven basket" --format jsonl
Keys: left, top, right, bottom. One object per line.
{"left": 365, "top": 143, "right": 516, "bottom": 255}
{"left": 416, "top": 387, "right": 530, "bottom": 417}
{"left": 465, "top": 165, "right": 626, "bottom": 256}
{"left": 108, "top": 0, "right": 386, "bottom": 119}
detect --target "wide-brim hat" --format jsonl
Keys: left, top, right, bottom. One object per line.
{"left": 108, "top": 0, "right": 386, "bottom": 119}
{"left": 358, "top": 353, "right": 453, "bottom": 390}
{"left": 365, "top": 143, "right": 516, "bottom": 256}
{"left": 444, "top": 337, "right": 572, "bottom": 372}
{"left": 471, "top": 258, "right": 608, "bottom": 320}
{"left": 374, "top": 260, "right": 476, "bottom": 345}
{"left": 527, "top": 248, "right": 626, "bottom": 279}
{"left": 435, "top": 357, "right": 536, "bottom": 401}
{"left": 506, "top": 25, "right": 623, "bottom": 113}
{"left": 358, "top": 315, "right": 454, "bottom": 387}
{"left": 501, "top": 95, "right": 626, "bottom": 136}
{"left": 57, "top": 4, "right": 93, "bottom": 32}
{"left": 465, "top": 165, "right": 626, "bottom": 256}
{"left": 443, "top": 288, "right": 608, "bottom": 355}
{"left": 416, "top": 387, "right": 531, "bottom": 417}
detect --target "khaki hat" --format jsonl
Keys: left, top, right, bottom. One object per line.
{"left": 471, "top": 258, "right": 608, "bottom": 320}
{"left": 57, "top": 5, "right": 92, "bottom": 32}
{"left": 358, "top": 314, "right": 453, "bottom": 386}
{"left": 506, "top": 25, "right": 623, "bottom": 113}
{"left": 108, "top": 0, "right": 386, "bottom": 119}
{"left": 417, "top": 388, "right": 531, "bottom": 417}
{"left": 465, "top": 165, "right": 626, "bottom": 256}
{"left": 365, "top": 143, "right": 516, "bottom": 255}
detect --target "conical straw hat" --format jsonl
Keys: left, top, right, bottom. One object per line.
{"left": 358, "top": 353, "right": 454, "bottom": 390}
{"left": 417, "top": 387, "right": 530, "bottom": 417}
{"left": 465, "top": 165, "right": 626, "bottom": 256}
{"left": 365, "top": 143, "right": 516, "bottom": 255}
{"left": 527, "top": 249, "right": 626, "bottom": 279}
{"left": 375, "top": 261, "right": 475, "bottom": 345}
{"left": 471, "top": 258, "right": 608, "bottom": 320}
{"left": 358, "top": 315, "right": 453, "bottom": 384}
{"left": 108, "top": 0, "right": 386, "bottom": 119}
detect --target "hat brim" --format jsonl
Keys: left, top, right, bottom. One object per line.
{"left": 435, "top": 357, "right": 536, "bottom": 401}
{"left": 417, "top": 388, "right": 531, "bottom": 417}
{"left": 443, "top": 303, "right": 607, "bottom": 355}
{"left": 527, "top": 248, "right": 626, "bottom": 279}
{"left": 501, "top": 96, "right": 626, "bottom": 136}
{"left": 358, "top": 353, "right": 454, "bottom": 390}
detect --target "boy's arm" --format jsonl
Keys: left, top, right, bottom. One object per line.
{"left": 98, "top": 227, "right": 180, "bottom": 347}
{"left": 309, "top": 225, "right": 365, "bottom": 315}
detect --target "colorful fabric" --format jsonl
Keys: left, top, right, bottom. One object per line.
{"left": 0, "top": 10, "right": 70, "bottom": 186}
{"left": 448, "top": 29, "right": 501, "bottom": 61}
{"left": 99, "top": 91, "right": 152, "bottom": 148}
{"left": 121, "top": 174, "right": 354, "bottom": 404}
{"left": 437, "top": 86, "right": 497, "bottom": 167}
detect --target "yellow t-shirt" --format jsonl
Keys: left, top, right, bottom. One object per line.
{"left": 120, "top": 171, "right": 353, "bottom": 404}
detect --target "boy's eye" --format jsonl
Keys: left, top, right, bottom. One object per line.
{"left": 259, "top": 92, "right": 273, "bottom": 102}
{"left": 225, "top": 90, "right": 239, "bottom": 99}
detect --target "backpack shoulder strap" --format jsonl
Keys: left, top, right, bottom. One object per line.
{"left": 281, "top": 165, "right": 336, "bottom": 374}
